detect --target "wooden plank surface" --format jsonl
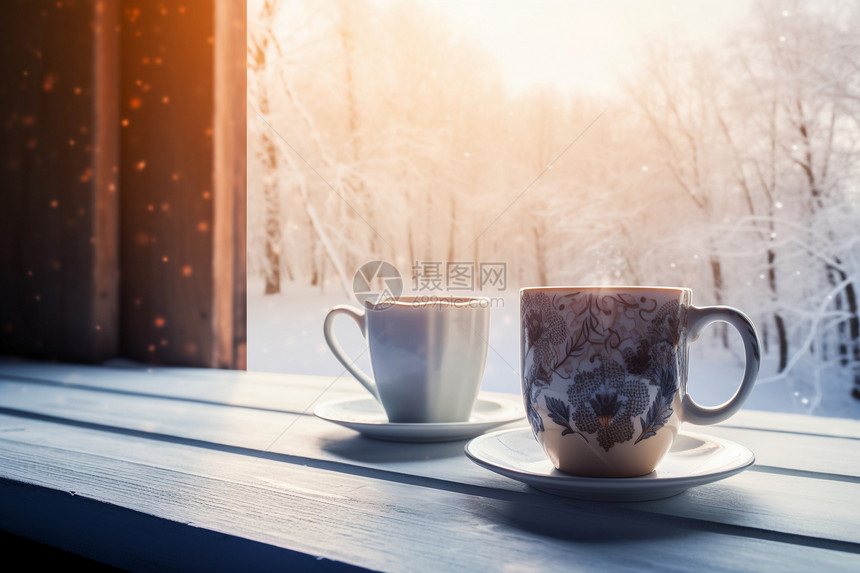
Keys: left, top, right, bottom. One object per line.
{"left": 1, "top": 414, "right": 857, "bottom": 572}
{"left": 1, "top": 375, "right": 858, "bottom": 548}
{"left": 1, "top": 360, "right": 859, "bottom": 571}
{"left": 6, "top": 358, "right": 860, "bottom": 435}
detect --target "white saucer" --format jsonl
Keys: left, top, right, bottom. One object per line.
{"left": 313, "top": 395, "right": 525, "bottom": 442}
{"left": 465, "top": 428, "right": 755, "bottom": 501}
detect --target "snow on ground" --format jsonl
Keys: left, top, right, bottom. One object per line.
{"left": 248, "top": 281, "right": 860, "bottom": 420}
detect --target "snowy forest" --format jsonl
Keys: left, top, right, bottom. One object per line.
{"left": 247, "top": 0, "right": 860, "bottom": 413}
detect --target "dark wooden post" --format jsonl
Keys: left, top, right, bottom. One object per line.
{"left": 1, "top": 0, "right": 246, "bottom": 369}
{"left": 214, "top": 1, "right": 248, "bottom": 369}
{"left": 0, "top": 0, "right": 120, "bottom": 363}
{"left": 119, "top": 0, "right": 246, "bottom": 368}
{"left": 118, "top": 1, "right": 216, "bottom": 366}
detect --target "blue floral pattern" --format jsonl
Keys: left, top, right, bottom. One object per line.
{"left": 522, "top": 292, "right": 569, "bottom": 433}
{"left": 567, "top": 359, "right": 650, "bottom": 451}
{"left": 522, "top": 291, "right": 686, "bottom": 452}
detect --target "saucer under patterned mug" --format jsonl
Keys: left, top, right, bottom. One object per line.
{"left": 465, "top": 427, "right": 755, "bottom": 501}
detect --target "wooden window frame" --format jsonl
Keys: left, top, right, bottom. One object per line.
{"left": 1, "top": 0, "right": 247, "bottom": 369}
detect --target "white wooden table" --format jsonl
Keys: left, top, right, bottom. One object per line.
{"left": 1, "top": 358, "right": 859, "bottom": 571}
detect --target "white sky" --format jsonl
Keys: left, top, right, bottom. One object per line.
{"left": 251, "top": 0, "right": 755, "bottom": 96}
{"left": 420, "top": 0, "right": 754, "bottom": 95}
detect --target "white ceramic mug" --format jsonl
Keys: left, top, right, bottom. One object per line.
{"left": 324, "top": 297, "right": 491, "bottom": 423}
{"left": 520, "top": 286, "right": 760, "bottom": 477}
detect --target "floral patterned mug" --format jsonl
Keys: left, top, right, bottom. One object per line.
{"left": 521, "top": 286, "right": 760, "bottom": 478}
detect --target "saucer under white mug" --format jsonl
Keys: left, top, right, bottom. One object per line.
{"left": 465, "top": 428, "right": 755, "bottom": 501}
{"left": 313, "top": 394, "right": 525, "bottom": 442}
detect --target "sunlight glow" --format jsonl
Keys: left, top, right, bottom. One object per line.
{"left": 386, "top": 0, "right": 752, "bottom": 95}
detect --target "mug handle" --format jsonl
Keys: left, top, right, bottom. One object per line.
{"left": 323, "top": 305, "right": 381, "bottom": 402}
{"left": 681, "top": 305, "right": 761, "bottom": 425}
